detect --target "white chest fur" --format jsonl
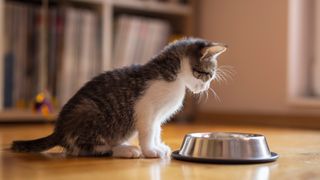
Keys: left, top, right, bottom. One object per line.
{"left": 134, "top": 79, "right": 186, "bottom": 124}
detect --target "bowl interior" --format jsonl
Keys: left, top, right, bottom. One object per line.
{"left": 188, "top": 132, "right": 262, "bottom": 139}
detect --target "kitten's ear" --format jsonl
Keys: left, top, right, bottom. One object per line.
{"left": 201, "top": 43, "right": 227, "bottom": 61}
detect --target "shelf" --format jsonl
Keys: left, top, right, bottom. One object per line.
{"left": 288, "top": 97, "right": 320, "bottom": 108}
{"left": 72, "top": 0, "right": 192, "bottom": 16}
{"left": 112, "top": 0, "right": 192, "bottom": 16}
{"left": 0, "top": 110, "right": 57, "bottom": 122}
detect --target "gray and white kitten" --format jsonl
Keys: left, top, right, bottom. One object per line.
{"left": 11, "top": 38, "right": 227, "bottom": 158}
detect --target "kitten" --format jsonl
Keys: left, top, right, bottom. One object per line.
{"left": 11, "top": 38, "right": 227, "bottom": 158}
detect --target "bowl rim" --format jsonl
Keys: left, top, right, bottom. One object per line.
{"left": 172, "top": 150, "right": 279, "bottom": 164}
{"left": 184, "top": 132, "right": 265, "bottom": 140}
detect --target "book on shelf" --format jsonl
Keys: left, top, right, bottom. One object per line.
{"left": 113, "top": 15, "right": 171, "bottom": 68}
{"left": 58, "top": 7, "right": 101, "bottom": 105}
{"left": 0, "top": 0, "right": 3, "bottom": 110}
{"left": 2, "top": 2, "right": 102, "bottom": 110}
{"left": 4, "top": 3, "right": 38, "bottom": 109}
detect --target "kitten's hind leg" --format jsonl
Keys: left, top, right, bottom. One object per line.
{"left": 112, "top": 143, "right": 141, "bottom": 158}
{"left": 65, "top": 144, "right": 112, "bottom": 157}
{"left": 93, "top": 144, "right": 113, "bottom": 156}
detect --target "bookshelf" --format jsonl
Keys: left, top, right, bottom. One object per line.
{"left": 287, "top": 0, "right": 320, "bottom": 107}
{"left": 0, "top": 0, "right": 195, "bottom": 122}
{"left": 0, "top": 109, "right": 57, "bottom": 122}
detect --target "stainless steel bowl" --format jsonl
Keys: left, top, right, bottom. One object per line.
{"left": 172, "top": 132, "right": 278, "bottom": 163}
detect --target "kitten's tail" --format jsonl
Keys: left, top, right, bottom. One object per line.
{"left": 11, "top": 133, "right": 59, "bottom": 152}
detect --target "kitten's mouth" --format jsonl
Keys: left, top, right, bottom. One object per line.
{"left": 192, "top": 83, "right": 209, "bottom": 94}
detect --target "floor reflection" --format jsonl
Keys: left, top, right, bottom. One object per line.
{"left": 146, "top": 155, "right": 279, "bottom": 180}
{"left": 0, "top": 137, "right": 3, "bottom": 180}
{"left": 179, "top": 162, "right": 278, "bottom": 180}
{"left": 250, "top": 165, "right": 270, "bottom": 180}
{"left": 1, "top": 148, "right": 279, "bottom": 180}
{"left": 149, "top": 157, "right": 170, "bottom": 180}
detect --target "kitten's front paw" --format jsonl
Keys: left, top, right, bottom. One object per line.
{"left": 142, "top": 147, "right": 166, "bottom": 158}
{"left": 158, "top": 143, "right": 171, "bottom": 156}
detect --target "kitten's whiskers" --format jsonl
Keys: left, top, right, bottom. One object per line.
{"left": 209, "top": 87, "right": 221, "bottom": 103}
{"left": 214, "top": 65, "right": 236, "bottom": 84}
{"left": 197, "top": 92, "right": 203, "bottom": 104}
{"left": 215, "top": 70, "right": 227, "bottom": 83}
{"left": 204, "top": 90, "right": 209, "bottom": 103}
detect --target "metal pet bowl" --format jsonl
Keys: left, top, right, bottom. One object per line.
{"left": 171, "top": 132, "right": 279, "bottom": 164}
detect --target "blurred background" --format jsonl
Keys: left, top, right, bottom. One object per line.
{"left": 0, "top": 0, "right": 319, "bottom": 129}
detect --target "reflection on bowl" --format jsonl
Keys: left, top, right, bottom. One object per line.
{"left": 172, "top": 132, "right": 279, "bottom": 163}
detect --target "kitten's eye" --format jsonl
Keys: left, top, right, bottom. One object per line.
{"left": 192, "top": 68, "right": 212, "bottom": 81}
{"left": 192, "top": 68, "right": 211, "bottom": 76}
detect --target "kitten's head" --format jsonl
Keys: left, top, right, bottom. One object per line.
{"left": 176, "top": 38, "right": 227, "bottom": 93}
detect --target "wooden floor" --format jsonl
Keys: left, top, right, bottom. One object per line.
{"left": 1, "top": 123, "right": 320, "bottom": 180}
